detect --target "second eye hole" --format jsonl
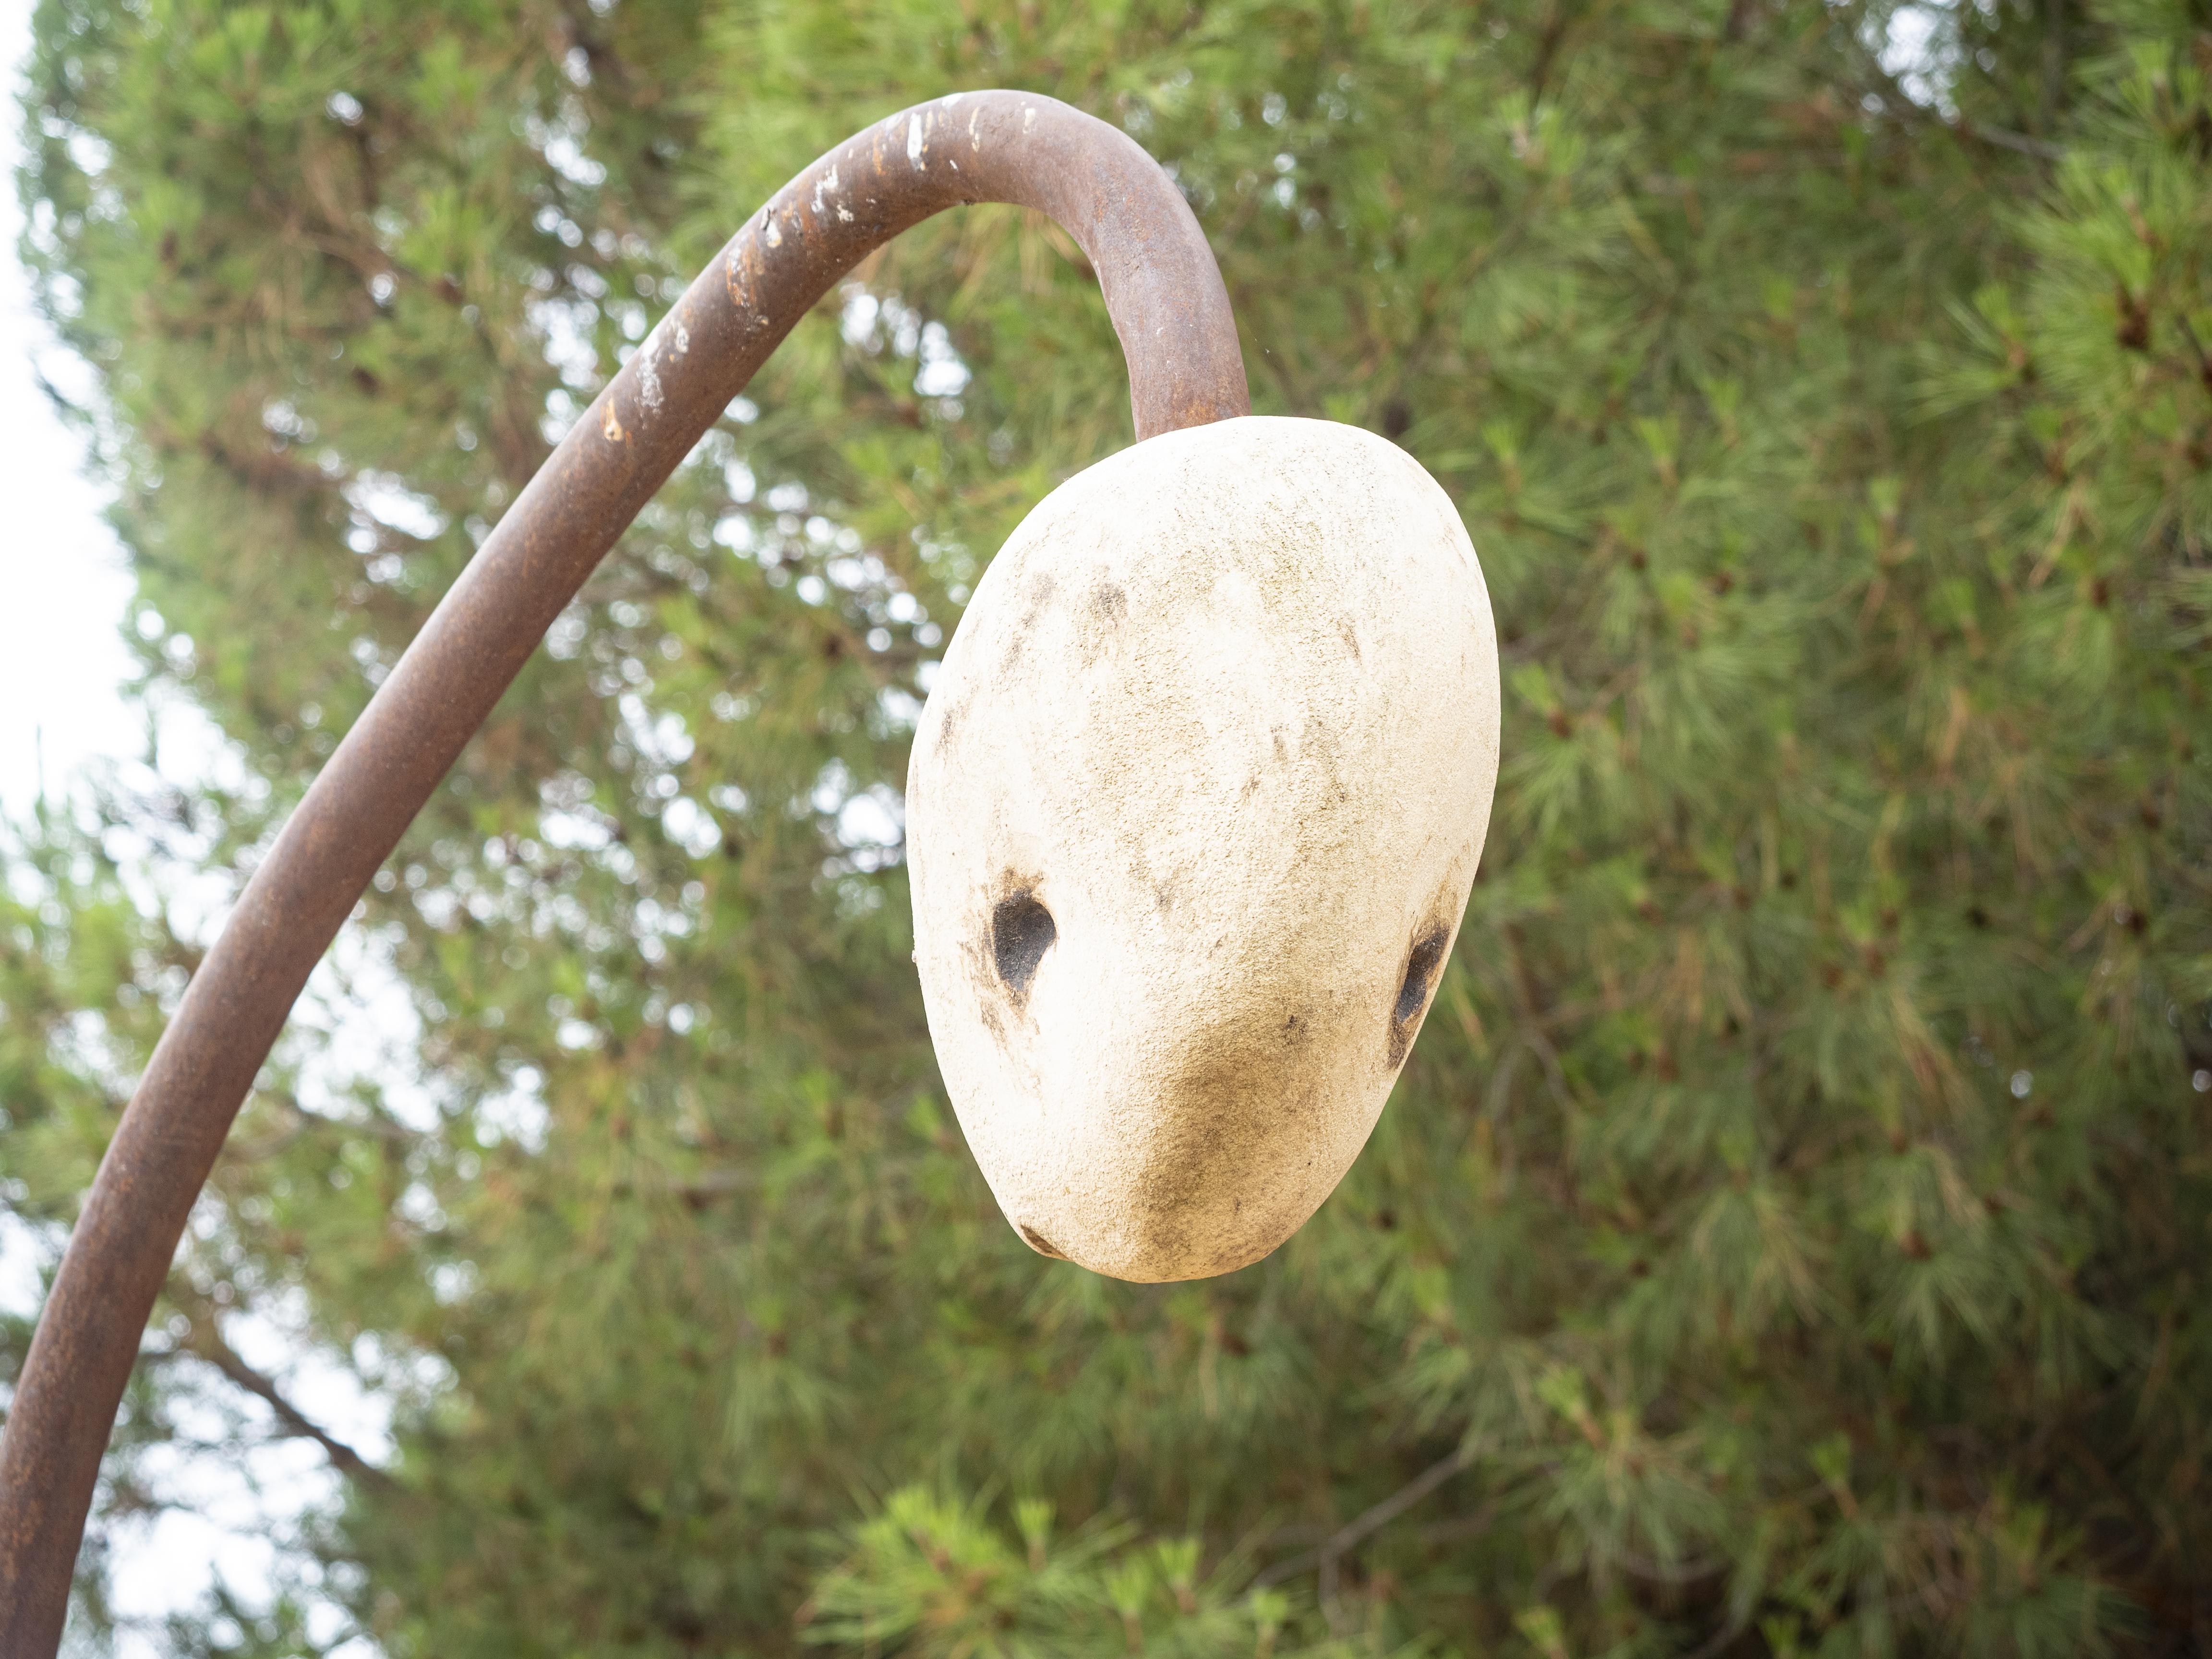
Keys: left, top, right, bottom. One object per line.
{"left": 1395, "top": 927, "right": 1449, "bottom": 1026}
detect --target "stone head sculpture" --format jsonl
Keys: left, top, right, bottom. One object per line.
{"left": 911, "top": 416, "right": 1499, "bottom": 1280}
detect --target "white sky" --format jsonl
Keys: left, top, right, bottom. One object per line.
{"left": 0, "top": 2, "right": 386, "bottom": 1650}
{"left": 0, "top": 0, "right": 139, "bottom": 824}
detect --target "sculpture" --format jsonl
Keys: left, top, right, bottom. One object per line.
{"left": 914, "top": 416, "right": 1496, "bottom": 1280}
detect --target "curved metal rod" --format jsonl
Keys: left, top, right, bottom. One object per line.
{"left": 0, "top": 90, "right": 1248, "bottom": 1656}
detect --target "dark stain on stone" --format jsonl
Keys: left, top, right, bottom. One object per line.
{"left": 977, "top": 998, "right": 1007, "bottom": 1049}
{"left": 1020, "top": 570, "right": 1058, "bottom": 630}
{"left": 1115, "top": 1026, "right": 1334, "bottom": 1280}
{"left": 1003, "top": 573, "right": 1060, "bottom": 676}
{"left": 1339, "top": 620, "right": 1361, "bottom": 661}
{"left": 1092, "top": 581, "right": 1127, "bottom": 622}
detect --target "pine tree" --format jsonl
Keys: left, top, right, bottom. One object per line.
{"left": 6, "top": 0, "right": 2210, "bottom": 1654}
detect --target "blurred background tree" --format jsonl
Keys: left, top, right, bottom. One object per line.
{"left": 4, "top": 0, "right": 2210, "bottom": 1653}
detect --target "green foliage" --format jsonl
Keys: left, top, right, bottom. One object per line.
{"left": 800, "top": 1489, "right": 1336, "bottom": 1658}
{"left": 6, "top": 0, "right": 2211, "bottom": 1655}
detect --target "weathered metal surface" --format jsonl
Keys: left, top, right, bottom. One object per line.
{"left": 0, "top": 90, "right": 1248, "bottom": 1658}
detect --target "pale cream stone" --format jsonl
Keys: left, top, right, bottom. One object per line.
{"left": 907, "top": 416, "right": 1500, "bottom": 1282}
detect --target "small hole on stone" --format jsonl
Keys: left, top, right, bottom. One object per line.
{"left": 992, "top": 890, "right": 1056, "bottom": 996}
{"left": 1395, "top": 927, "right": 1449, "bottom": 1026}
{"left": 1016, "top": 1222, "right": 1066, "bottom": 1260}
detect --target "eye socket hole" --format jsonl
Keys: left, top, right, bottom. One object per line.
{"left": 991, "top": 891, "right": 1057, "bottom": 996}
{"left": 1395, "top": 927, "right": 1449, "bottom": 1026}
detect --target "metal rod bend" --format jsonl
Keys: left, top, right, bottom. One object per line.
{"left": 0, "top": 90, "right": 1248, "bottom": 1656}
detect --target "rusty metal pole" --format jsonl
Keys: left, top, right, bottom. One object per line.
{"left": 0, "top": 90, "right": 1248, "bottom": 1658}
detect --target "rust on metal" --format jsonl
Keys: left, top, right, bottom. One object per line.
{"left": 0, "top": 90, "right": 1247, "bottom": 1657}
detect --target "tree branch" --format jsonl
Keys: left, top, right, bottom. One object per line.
{"left": 1253, "top": 1444, "right": 1476, "bottom": 1588}
{"left": 179, "top": 1331, "right": 396, "bottom": 1493}
{"left": 1958, "top": 120, "right": 2065, "bottom": 161}
{"left": 151, "top": 1286, "right": 402, "bottom": 1496}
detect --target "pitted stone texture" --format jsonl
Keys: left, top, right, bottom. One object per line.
{"left": 908, "top": 416, "right": 1500, "bottom": 1282}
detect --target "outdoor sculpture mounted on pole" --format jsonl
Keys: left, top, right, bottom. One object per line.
{"left": 915, "top": 417, "right": 1497, "bottom": 1280}
{"left": 0, "top": 90, "right": 1498, "bottom": 1653}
